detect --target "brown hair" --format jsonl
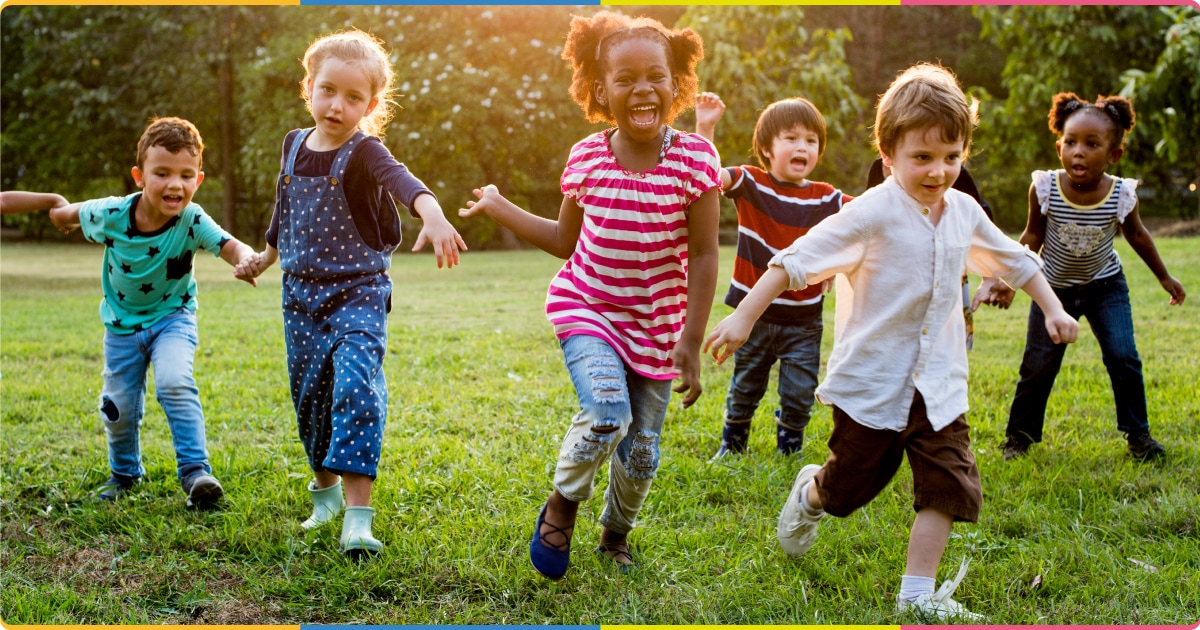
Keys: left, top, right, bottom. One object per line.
{"left": 1048, "top": 92, "right": 1136, "bottom": 149}
{"left": 752, "top": 97, "right": 827, "bottom": 169}
{"left": 874, "top": 63, "right": 977, "bottom": 160}
{"left": 136, "top": 117, "right": 204, "bottom": 170}
{"left": 561, "top": 11, "right": 704, "bottom": 125}
{"left": 301, "top": 29, "right": 396, "bottom": 137}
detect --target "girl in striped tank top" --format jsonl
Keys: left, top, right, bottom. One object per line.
{"left": 1004, "top": 93, "right": 1185, "bottom": 462}
{"left": 460, "top": 11, "right": 720, "bottom": 579}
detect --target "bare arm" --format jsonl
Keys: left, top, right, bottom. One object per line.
{"left": 49, "top": 202, "right": 84, "bottom": 234}
{"left": 1018, "top": 184, "right": 1047, "bottom": 253}
{"left": 220, "top": 238, "right": 259, "bottom": 287}
{"left": 459, "top": 185, "right": 582, "bottom": 260}
{"left": 1120, "top": 201, "right": 1185, "bottom": 305}
{"left": 703, "top": 265, "right": 791, "bottom": 365}
{"left": 694, "top": 92, "right": 733, "bottom": 190}
{"left": 670, "top": 188, "right": 720, "bottom": 408}
{"left": 1, "top": 191, "right": 69, "bottom": 215}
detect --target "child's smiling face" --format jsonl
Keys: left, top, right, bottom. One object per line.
{"left": 883, "top": 126, "right": 964, "bottom": 212}
{"left": 131, "top": 144, "right": 204, "bottom": 221}
{"left": 594, "top": 37, "right": 678, "bottom": 145}
{"left": 307, "top": 56, "right": 379, "bottom": 146}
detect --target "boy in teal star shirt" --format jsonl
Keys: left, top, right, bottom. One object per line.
{"left": 50, "top": 117, "right": 257, "bottom": 507}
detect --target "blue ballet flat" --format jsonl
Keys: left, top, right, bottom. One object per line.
{"left": 529, "top": 502, "right": 572, "bottom": 580}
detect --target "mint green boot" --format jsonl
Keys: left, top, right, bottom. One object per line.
{"left": 301, "top": 479, "right": 344, "bottom": 529}
{"left": 340, "top": 506, "right": 384, "bottom": 556}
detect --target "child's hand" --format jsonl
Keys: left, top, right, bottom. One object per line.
{"left": 1160, "top": 276, "right": 1186, "bottom": 305}
{"left": 233, "top": 252, "right": 268, "bottom": 286}
{"left": 669, "top": 339, "right": 703, "bottom": 409}
{"left": 703, "top": 312, "right": 753, "bottom": 365}
{"left": 1043, "top": 310, "right": 1079, "bottom": 345}
{"left": 971, "top": 276, "right": 1016, "bottom": 311}
{"left": 411, "top": 215, "right": 467, "bottom": 269}
{"left": 458, "top": 185, "right": 505, "bottom": 220}
{"left": 695, "top": 92, "right": 726, "bottom": 133}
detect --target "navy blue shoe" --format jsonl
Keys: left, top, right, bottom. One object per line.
{"left": 595, "top": 542, "right": 636, "bottom": 572}
{"left": 529, "top": 502, "right": 572, "bottom": 580}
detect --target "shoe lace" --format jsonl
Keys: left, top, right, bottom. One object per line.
{"left": 923, "top": 558, "right": 983, "bottom": 620}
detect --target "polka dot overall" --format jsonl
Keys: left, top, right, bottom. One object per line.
{"left": 278, "top": 129, "right": 395, "bottom": 478}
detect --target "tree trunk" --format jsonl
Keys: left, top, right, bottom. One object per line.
{"left": 218, "top": 21, "right": 238, "bottom": 234}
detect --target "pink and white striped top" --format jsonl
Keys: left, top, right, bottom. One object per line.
{"left": 550, "top": 127, "right": 721, "bottom": 379}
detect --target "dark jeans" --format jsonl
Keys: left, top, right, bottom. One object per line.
{"left": 1006, "top": 271, "right": 1148, "bottom": 443}
{"left": 724, "top": 313, "right": 823, "bottom": 431}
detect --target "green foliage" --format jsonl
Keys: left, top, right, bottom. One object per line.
{"left": 973, "top": 6, "right": 1178, "bottom": 228}
{"left": 1, "top": 241, "right": 1198, "bottom": 623}
{"left": 1121, "top": 7, "right": 1200, "bottom": 220}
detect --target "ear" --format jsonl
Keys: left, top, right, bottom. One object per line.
{"left": 880, "top": 152, "right": 893, "bottom": 170}
{"left": 1108, "top": 146, "right": 1124, "bottom": 165}
{"left": 131, "top": 166, "right": 145, "bottom": 189}
{"left": 593, "top": 80, "right": 608, "bottom": 106}
{"left": 365, "top": 96, "right": 380, "bottom": 117}
{"left": 195, "top": 171, "right": 205, "bottom": 188}
{"left": 672, "top": 76, "right": 680, "bottom": 97}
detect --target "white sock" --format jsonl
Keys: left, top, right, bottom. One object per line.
{"left": 898, "top": 575, "right": 936, "bottom": 603}
{"left": 799, "top": 481, "right": 824, "bottom": 517}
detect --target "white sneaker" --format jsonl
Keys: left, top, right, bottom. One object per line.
{"left": 777, "top": 464, "right": 824, "bottom": 557}
{"left": 896, "top": 558, "right": 985, "bottom": 622}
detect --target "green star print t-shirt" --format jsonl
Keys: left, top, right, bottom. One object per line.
{"left": 79, "top": 194, "right": 231, "bottom": 334}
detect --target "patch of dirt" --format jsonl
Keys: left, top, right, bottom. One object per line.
{"left": 1149, "top": 219, "right": 1200, "bottom": 237}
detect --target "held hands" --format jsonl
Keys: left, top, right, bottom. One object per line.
{"left": 971, "top": 276, "right": 1016, "bottom": 311}
{"left": 233, "top": 250, "right": 274, "bottom": 286}
{"left": 1160, "top": 276, "right": 1186, "bottom": 305}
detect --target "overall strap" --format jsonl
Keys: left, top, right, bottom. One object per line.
{"left": 284, "top": 128, "right": 314, "bottom": 177}
{"left": 329, "top": 131, "right": 367, "bottom": 180}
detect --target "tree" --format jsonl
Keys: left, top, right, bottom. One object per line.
{"left": 1121, "top": 7, "right": 1200, "bottom": 220}
{"left": 973, "top": 6, "right": 1174, "bottom": 228}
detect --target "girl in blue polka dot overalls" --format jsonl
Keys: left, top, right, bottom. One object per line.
{"left": 238, "top": 29, "right": 466, "bottom": 556}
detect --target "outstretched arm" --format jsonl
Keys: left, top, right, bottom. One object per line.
{"left": 49, "top": 202, "right": 84, "bottom": 234}
{"left": 410, "top": 192, "right": 468, "bottom": 269}
{"left": 1020, "top": 272, "right": 1079, "bottom": 344}
{"left": 694, "top": 92, "right": 733, "bottom": 190}
{"left": 459, "top": 185, "right": 582, "bottom": 260}
{"left": 220, "top": 238, "right": 260, "bottom": 287}
{"left": 670, "top": 188, "right": 720, "bottom": 409}
{"left": 704, "top": 265, "right": 790, "bottom": 365}
{"left": 1120, "top": 202, "right": 1185, "bottom": 305}
{"left": 1, "top": 191, "right": 69, "bottom": 215}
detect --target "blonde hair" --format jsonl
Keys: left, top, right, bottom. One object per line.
{"left": 301, "top": 30, "right": 395, "bottom": 137}
{"left": 874, "top": 63, "right": 977, "bottom": 160}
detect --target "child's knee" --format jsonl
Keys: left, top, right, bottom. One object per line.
{"left": 567, "top": 414, "right": 627, "bottom": 464}
{"left": 624, "top": 429, "right": 660, "bottom": 479}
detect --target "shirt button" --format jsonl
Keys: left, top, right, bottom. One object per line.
{"left": 922, "top": 328, "right": 928, "bottom": 335}
{"left": 922, "top": 208, "right": 930, "bottom": 215}
{"left": 914, "top": 373, "right": 920, "bottom": 380}
{"left": 283, "top": 176, "right": 291, "bottom": 184}
{"left": 330, "top": 177, "right": 339, "bottom": 187}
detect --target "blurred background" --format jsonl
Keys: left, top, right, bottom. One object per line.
{"left": 2, "top": 5, "right": 1197, "bottom": 247}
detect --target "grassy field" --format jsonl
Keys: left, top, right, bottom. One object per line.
{"left": 1, "top": 238, "right": 1197, "bottom": 625}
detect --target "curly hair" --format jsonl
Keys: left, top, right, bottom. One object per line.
{"left": 301, "top": 29, "right": 396, "bottom": 137}
{"left": 137, "top": 117, "right": 204, "bottom": 170}
{"left": 561, "top": 11, "right": 704, "bottom": 126}
{"left": 1048, "top": 92, "right": 1136, "bottom": 150}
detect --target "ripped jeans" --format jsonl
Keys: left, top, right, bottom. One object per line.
{"left": 100, "top": 309, "right": 211, "bottom": 482}
{"left": 554, "top": 334, "right": 672, "bottom": 535}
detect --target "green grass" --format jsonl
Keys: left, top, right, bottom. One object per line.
{"left": 1, "top": 238, "right": 1197, "bottom": 625}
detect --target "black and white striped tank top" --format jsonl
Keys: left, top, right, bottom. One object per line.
{"left": 1035, "top": 169, "right": 1137, "bottom": 288}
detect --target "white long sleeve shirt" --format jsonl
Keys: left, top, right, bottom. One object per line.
{"left": 770, "top": 177, "right": 1042, "bottom": 431}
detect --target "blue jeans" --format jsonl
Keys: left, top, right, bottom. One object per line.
{"left": 554, "top": 334, "right": 672, "bottom": 535}
{"left": 100, "top": 309, "right": 211, "bottom": 481}
{"left": 724, "top": 315, "right": 823, "bottom": 431}
{"left": 1006, "top": 271, "right": 1148, "bottom": 443}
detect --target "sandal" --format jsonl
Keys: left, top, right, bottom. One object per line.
{"left": 529, "top": 502, "right": 572, "bottom": 579}
{"left": 595, "top": 540, "right": 636, "bottom": 571}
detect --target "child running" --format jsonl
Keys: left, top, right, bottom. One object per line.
{"left": 695, "top": 92, "right": 850, "bottom": 458}
{"left": 1002, "top": 92, "right": 1186, "bottom": 462}
{"left": 459, "top": 11, "right": 720, "bottom": 579}
{"left": 704, "top": 63, "right": 1080, "bottom": 621}
{"left": 48, "top": 117, "right": 258, "bottom": 507}
{"left": 235, "top": 29, "right": 466, "bottom": 556}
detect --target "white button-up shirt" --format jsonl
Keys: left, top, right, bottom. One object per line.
{"left": 770, "top": 177, "right": 1042, "bottom": 431}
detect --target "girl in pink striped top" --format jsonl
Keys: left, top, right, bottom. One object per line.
{"left": 460, "top": 11, "right": 721, "bottom": 579}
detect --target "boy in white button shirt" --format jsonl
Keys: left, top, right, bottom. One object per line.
{"left": 704, "top": 63, "right": 1079, "bottom": 622}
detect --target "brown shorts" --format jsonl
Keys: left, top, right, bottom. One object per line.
{"left": 814, "top": 391, "right": 982, "bottom": 522}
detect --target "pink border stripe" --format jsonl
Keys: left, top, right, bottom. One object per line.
{"left": 899, "top": 625, "right": 1199, "bottom": 630}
